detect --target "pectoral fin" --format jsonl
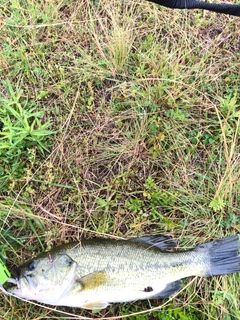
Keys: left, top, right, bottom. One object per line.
{"left": 82, "top": 300, "right": 109, "bottom": 310}
{"left": 79, "top": 271, "right": 107, "bottom": 290}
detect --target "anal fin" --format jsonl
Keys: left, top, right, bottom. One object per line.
{"left": 150, "top": 280, "right": 182, "bottom": 299}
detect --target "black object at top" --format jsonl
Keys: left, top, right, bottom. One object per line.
{"left": 147, "top": 0, "right": 240, "bottom": 16}
{"left": 0, "top": 121, "right": 3, "bottom": 132}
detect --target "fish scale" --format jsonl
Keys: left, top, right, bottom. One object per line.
{"left": 5, "top": 235, "right": 240, "bottom": 310}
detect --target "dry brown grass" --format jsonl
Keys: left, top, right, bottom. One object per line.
{"left": 0, "top": 0, "right": 239, "bottom": 319}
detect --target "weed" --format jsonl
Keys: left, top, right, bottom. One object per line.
{"left": 0, "top": 81, "right": 55, "bottom": 191}
{"left": 0, "top": 0, "right": 239, "bottom": 319}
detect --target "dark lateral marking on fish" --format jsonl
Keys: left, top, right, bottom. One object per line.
{"left": 171, "top": 262, "right": 185, "bottom": 268}
{"left": 143, "top": 286, "right": 153, "bottom": 292}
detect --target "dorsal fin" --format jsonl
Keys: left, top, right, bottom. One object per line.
{"left": 131, "top": 235, "right": 177, "bottom": 251}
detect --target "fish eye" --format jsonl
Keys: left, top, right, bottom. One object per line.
{"left": 28, "top": 260, "right": 37, "bottom": 271}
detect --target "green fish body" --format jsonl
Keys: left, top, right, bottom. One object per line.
{"left": 6, "top": 235, "right": 240, "bottom": 310}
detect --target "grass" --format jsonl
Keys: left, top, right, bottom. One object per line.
{"left": 0, "top": 0, "right": 239, "bottom": 319}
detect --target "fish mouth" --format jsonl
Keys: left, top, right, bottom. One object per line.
{"left": 4, "top": 273, "right": 38, "bottom": 295}
{"left": 7, "top": 278, "right": 19, "bottom": 287}
{"left": 1, "top": 278, "right": 20, "bottom": 295}
{"left": 23, "top": 274, "right": 37, "bottom": 290}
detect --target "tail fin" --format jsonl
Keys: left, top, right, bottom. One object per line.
{"left": 195, "top": 235, "right": 240, "bottom": 276}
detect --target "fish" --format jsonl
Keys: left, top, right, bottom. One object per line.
{"left": 5, "top": 234, "right": 240, "bottom": 310}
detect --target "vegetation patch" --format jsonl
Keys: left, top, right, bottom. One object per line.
{"left": 0, "top": 0, "right": 239, "bottom": 319}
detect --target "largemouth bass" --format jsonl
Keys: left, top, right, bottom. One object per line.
{"left": 6, "top": 235, "right": 240, "bottom": 310}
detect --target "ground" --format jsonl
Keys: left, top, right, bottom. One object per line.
{"left": 0, "top": 0, "right": 239, "bottom": 319}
